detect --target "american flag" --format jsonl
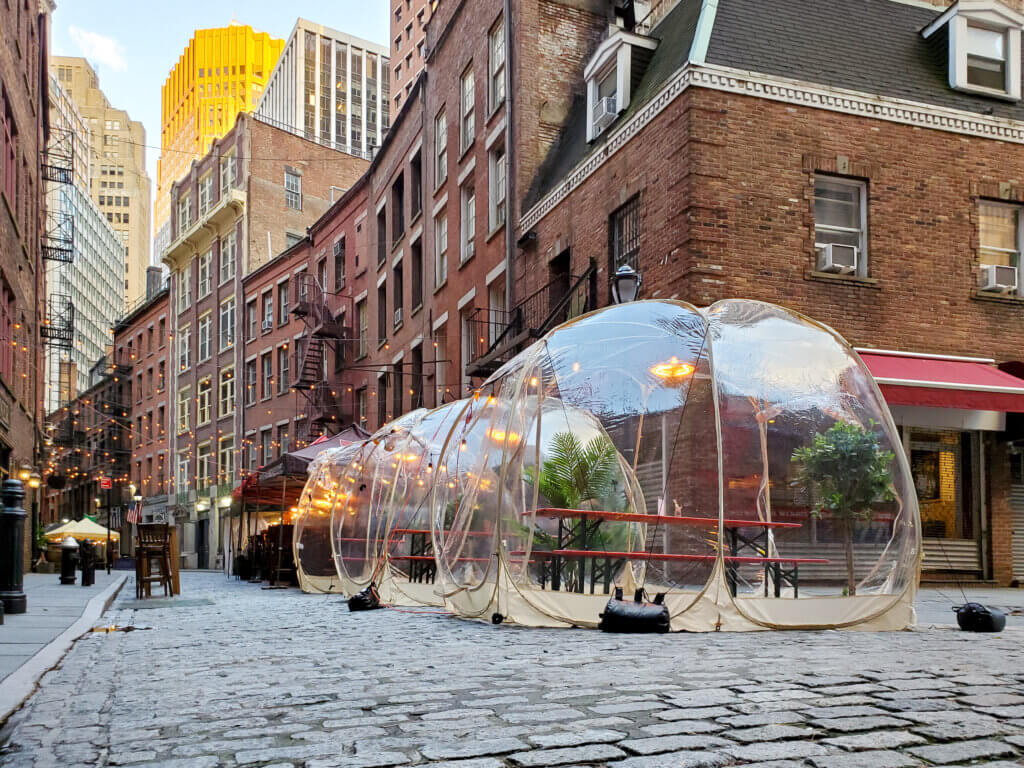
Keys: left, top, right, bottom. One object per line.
{"left": 126, "top": 499, "right": 142, "bottom": 525}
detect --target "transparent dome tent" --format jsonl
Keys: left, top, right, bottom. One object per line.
{"left": 429, "top": 299, "right": 920, "bottom": 631}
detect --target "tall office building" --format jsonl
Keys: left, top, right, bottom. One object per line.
{"left": 51, "top": 57, "right": 152, "bottom": 309}
{"left": 390, "top": 0, "right": 435, "bottom": 112}
{"left": 45, "top": 75, "right": 125, "bottom": 413}
{"left": 256, "top": 19, "right": 390, "bottom": 159}
{"left": 154, "top": 24, "right": 285, "bottom": 257}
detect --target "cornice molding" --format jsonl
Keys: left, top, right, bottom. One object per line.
{"left": 519, "top": 62, "right": 1024, "bottom": 233}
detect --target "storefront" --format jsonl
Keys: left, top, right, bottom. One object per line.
{"left": 860, "top": 349, "right": 1024, "bottom": 583}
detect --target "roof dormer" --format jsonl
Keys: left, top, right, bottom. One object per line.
{"left": 584, "top": 28, "right": 658, "bottom": 142}
{"left": 922, "top": 0, "right": 1024, "bottom": 101}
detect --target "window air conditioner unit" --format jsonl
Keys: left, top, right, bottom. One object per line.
{"left": 394, "top": 307, "right": 403, "bottom": 326}
{"left": 261, "top": 319, "right": 273, "bottom": 332}
{"left": 818, "top": 243, "right": 858, "bottom": 275}
{"left": 980, "top": 264, "right": 1018, "bottom": 294}
{"left": 593, "top": 96, "right": 618, "bottom": 134}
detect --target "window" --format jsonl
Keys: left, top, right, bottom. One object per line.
{"left": 357, "top": 388, "right": 367, "bottom": 425}
{"left": 966, "top": 23, "right": 1008, "bottom": 92}
{"left": 262, "top": 294, "right": 274, "bottom": 331}
{"left": 393, "top": 364, "right": 403, "bottom": 418}
{"left": 218, "top": 437, "right": 234, "bottom": 485}
{"left": 460, "top": 67, "right": 475, "bottom": 151}
{"left": 278, "top": 346, "right": 290, "bottom": 394}
{"left": 220, "top": 153, "right": 235, "bottom": 196}
{"left": 245, "top": 359, "right": 257, "bottom": 405}
{"left": 278, "top": 282, "right": 290, "bottom": 325}
{"left": 435, "top": 211, "right": 448, "bottom": 286}
{"left": 285, "top": 169, "right": 301, "bottom": 209}
{"left": 177, "top": 194, "right": 191, "bottom": 233}
{"left": 261, "top": 351, "right": 273, "bottom": 399}
{"left": 489, "top": 145, "right": 506, "bottom": 231}
{"left": 278, "top": 425, "right": 290, "bottom": 456}
{"left": 178, "top": 326, "right": 191, "bottom": 371}
{"left": 593, "top": 66, "right": 617, "bottom": 138}
{"left": 435, "top": 327, "right": 446, "bottom": 407}
{"left": 177, "top": 387, "right": 190, "bottom": 432}
{"left": 246, "top": 299, "right": 257, "bottom": 341}
{"left": 813, "top": 176, "right": 867, "bottom": 275}
{"left": 378, "top": 375, "right": 388, "bottom": 426}
{"left": 489, "top": 19, "right": 506, "bottom": 111}
{"left": 220, "top": 296, "right": 235, "bottom": 350}
{"left": 334, "top": 312, "right": 347, "bottom": 373}
{"left": 197, "top": 251, "right": 212, "bottom": 298}
{"left": 410, "top": 151, "right": 423, "bottom": 220}
{"left": 357, "top": 299, "right": 368, "bottom": 358}
{"left": 435, "top": 108, "right": 448, "bottom": 185}
{"left": 318, "top": 259, "right": 327, "bottom": 293}
{"left": 219, "top": 368, "right": 235, "bottom": 417}
{"left": 411, "top": 345, "right": 423, "bottom": 408}
{"left": 378, "top": 282, "right": 388, "bottom": 343}
{"left": 394, "top": 259, "right": 404, "bottom": 327}
{"left": 198, "top": 314, "right": 211, "bottom": 361}
{"left": 176, "top": 451, "right": 190, "bottom": 491}
{"left": 158, "top": 361, "right": 166, "bottom": 391}
{"left": 198, "top": 174, "right": 213, "bottom": 216}
{"left": 197, "top": 378, "right": 212, "bottom": 425}
{"left": 334, "top": 239, "right": 346, "bottom": 292}
{"left": 196, "top": 442, "right": 211, "bottom": 490}
{"left": 177, "top": 265, "right": 191, "bottom": 312}
{"left": 392, "top": 173, "right": 405, "bottom": 244}
{"left": 411, "top": 240, "right": 423, "bottom": 309}
{"left": 260, "top": 429, "right": 272, "bottom": 465}
{"left": 488, "top": 281, "right": 506, "bottom": 346}
{"left": 979, "top": 201, "right": 1021, "bottom": 290}
{"left": 610, "top": 195, "right": 641, "bottom": 272}
{"left": 220, "top": 232, "right": 236, "bottom": 284}
{"left": 377, "top": 209, "right": 387, "bottom": 267}
{"left": 1, "top": 88, "right": 16, "bottom": 207}
{"left": 460, "top": 181, "right": 476, "bottom": 263}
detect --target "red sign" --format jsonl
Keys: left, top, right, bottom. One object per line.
{"left": 99, "top": 477, "right": 112, "bottom": 490}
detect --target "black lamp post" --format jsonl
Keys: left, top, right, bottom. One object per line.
{"left": 611, "top": 264, "right": 642, "bottom": 304}
{"left": 0, "top": 479, "right": 27, "bottom": 614}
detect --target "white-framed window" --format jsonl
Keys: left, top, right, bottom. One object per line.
{"left": 260, "top": 428, "right": 272, "bottom": 465}
{"left": 460, "top": 181, "right": 475, "bottom": 263}
{"left": 357, "top": 299, "right": 368, "bottom": 358}
{"left": 176, "top": 451, "right": 190, "bottom": 491}
{"left": 489, "top": 144, "right": 506, "bottom": 231}
{"left": 435, "top": 210, "right": 448, "bottom": 286}
{"left": 220, "top": 232, "right": 236, "bottom": 284}
{"left": 196, "top": 441, "right": 211, "bottom": 489}
{"left": 435, "top": 108, "right": 448, "bottom": 185}
{"left": 177, "top": 264, "right": 191, "bottom": 313}
{"left": 967, "top": 23, "right": 1009, "bottom": 91}
{"left": 246, "top": 299, "right": 257, "bottom": 341}
{"left": 979, "top": 200, "right": 1021, "bottom": 292}
{"left": 177, "top": 387, "right": 190, "bottom": 433}
{"left": 197, "top": 377, "right": 212, "bottom": 425}
{"left": 278, "top": 345, "right": 290, "bottom": 394}
{"left": 177, "top": 194, "right": 191, "bottom": 233}
{"left": 198, "top": 314, "right": 211, "bottom": 361}
{"left": 489, "top": 18, "right": 505, "bottom": 111}
{"left": 278, "top": 281, "right": 290, "bottom": 325}
{"left": 262, "top": 294, "right": 274, "bottom": 331}
{"left": 261, "top": 351, "right": 273, "bottom": 399}
{"left": 592, "top": 65, "right": 617, "bottom": 139}
{"left": 220, "top": 152, "right": 235, "bottom": 197}
{"left": 218, "top": 436, "right": 234, "bottom": 485}
{"left": 245, "top": 359, "right": 257, "bottom": 405}
{"left": 197, "top": 251, "right": 212, "bottom": 298}
{"left": 219, "top": 367, "right": 235, "bottom": 417}
{"left": 285, "top": 169, "right": 302, "bottom": 209}
{"left": 926, "top": 5, "right": 1023, "bottom": 100}
{"left": 220, "top": 296, "right": 236, "bottom": 350}
{"left": 488, "top": 281, "right": 506, "bottom": 347}
{"left": 460, "top": 67, "right": 475, "bottom": 152}
{"left": 813, "top": 176, "right": 867, "bottom": 276}
{"left": 198, "top": 173, "right": 213, "bottom": 216}
{"left": 178, "top": 325, "right": 191, "bottom": 371}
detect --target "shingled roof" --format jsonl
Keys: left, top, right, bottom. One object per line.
{"left": 524, "top": 0, "right": 1024, "bottom": 212}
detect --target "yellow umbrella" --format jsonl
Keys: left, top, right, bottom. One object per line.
{"left": 44, "top": 518, "right": 120, "bottom": 542}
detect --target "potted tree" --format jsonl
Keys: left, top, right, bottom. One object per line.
{"left": 791, "top": 421, "right": 894, "bottom": 596}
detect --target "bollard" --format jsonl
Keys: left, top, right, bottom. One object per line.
{"left": 60, "top": 536, "right": 79, "bottom": 585}
{"left": 79, "top": 539, "right": 95, "bottom": 587}
{"left": 0, "top": 478, "right": 27, "bottom": 613}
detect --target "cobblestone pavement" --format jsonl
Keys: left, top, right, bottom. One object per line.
{"left": 2, "top": 573, "right": 1024, "bottom": 768}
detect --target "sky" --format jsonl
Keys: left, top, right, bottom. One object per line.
{"left": 50, "top": 0, "right": 390, "bottom": 217}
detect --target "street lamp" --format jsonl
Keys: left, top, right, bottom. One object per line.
{"left": 610, "top": 264, "right": 642, "bottom": 304}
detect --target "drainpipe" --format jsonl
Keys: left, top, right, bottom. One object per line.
{"left": 503, "top": 0, "right": 515, "bottom": 315}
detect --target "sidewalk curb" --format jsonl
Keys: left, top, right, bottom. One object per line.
{"left": 0, "top": 573, "right": 128, "bottom": 725}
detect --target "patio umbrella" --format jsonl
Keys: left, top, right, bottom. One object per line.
{"left": 44, "top": 517, "right": 120, "bottom": 542}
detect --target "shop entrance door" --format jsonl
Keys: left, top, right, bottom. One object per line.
{"left": 196, "top": 518, "right": 209, "bottom": 570}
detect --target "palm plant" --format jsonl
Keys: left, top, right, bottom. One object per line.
{"left": 791, "top": 420, "right": 895, "bottom": 596}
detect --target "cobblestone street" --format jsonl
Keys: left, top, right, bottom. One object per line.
{"left": 2, "top": 573, "right": 1024, "bottom": 768}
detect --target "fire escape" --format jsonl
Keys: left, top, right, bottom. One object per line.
{"left": 291, "top": 272, "right": 352, "bottom": 439}
{"left": 465, "top": 263, "right": 598, "bottom": 378}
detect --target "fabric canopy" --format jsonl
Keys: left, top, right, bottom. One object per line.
{"left": 44, "top": 517, "right": 120, "bottom": 542}
{"left": 859, "top": 351, "right": 1024, "bottom": 412}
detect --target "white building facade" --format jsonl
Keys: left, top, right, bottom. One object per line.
{"left": 255, "top": 19, "right": 390, "bottom": 159}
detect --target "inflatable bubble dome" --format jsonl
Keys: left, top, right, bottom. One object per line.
{"left": 429, "top": 299, "right": 920, "bottom": 631}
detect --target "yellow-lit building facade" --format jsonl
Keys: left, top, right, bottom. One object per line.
{"left": 154, "top": 24, "right": 284, "bottom": 257}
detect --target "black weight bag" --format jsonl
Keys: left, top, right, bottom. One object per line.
{"left": 954, "top": 602, "right": 1006, "bottom": 632}
{"left": 599, "top": 588, "right": 670, "bottom": 633}
{"left": 348, "top": 583, "right": 383, "bottom": 612}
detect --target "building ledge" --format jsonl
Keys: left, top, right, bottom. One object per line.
{"left": 971, "top": 289, "right": 1024, "bottom": 305}
{"left": 162, "top": 188, "right": 246, "bottom": 271}
{"left": 805, "top": 270, "right": 880, "bottom": 289}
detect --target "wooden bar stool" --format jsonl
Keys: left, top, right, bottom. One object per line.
{"left": 136, "top": 524, "right": 173, "bottom": 598}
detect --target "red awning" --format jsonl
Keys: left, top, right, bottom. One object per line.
{"left": 859, "top": 351, "right": 1024, "bottom": 412}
